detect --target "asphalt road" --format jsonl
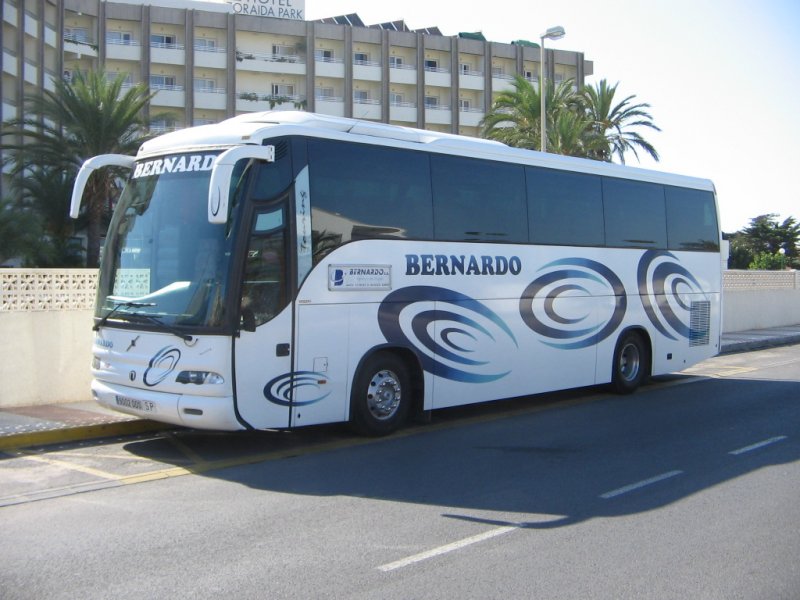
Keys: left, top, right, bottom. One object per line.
{"left": 1, "top": 345, "right": 799, "bottom": 599}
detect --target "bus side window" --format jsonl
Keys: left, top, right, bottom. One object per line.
{"left": 240, "top": 208, "right": 287, "bottom": 328}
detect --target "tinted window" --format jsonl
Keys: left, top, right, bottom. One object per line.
{"left": 250, "top": 139, "right": 293, "bottom": 201}
{"left": 308, "top": 140, "right": 433, "bottom": 263}
{"left": 527, "top": 167, "right": 604, "bottom": 246}
{"left": 603, "top": 178, "right": 667, "bottom": 248}
{"left": 240, "top": 207, "right": 288, "bottom": 327}
{"left": 431, "top": 155, "right": 527, "bottom": 242}
{"left": 665, "top": 187, "right": 720, "bottom": 251}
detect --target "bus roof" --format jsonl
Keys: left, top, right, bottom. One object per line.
{"left": 137, "top": 111, "right": 715, "bottom": 192}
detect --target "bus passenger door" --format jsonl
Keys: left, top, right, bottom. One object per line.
{"left": 233, "top": 204, "right": 294, "bottom": 429}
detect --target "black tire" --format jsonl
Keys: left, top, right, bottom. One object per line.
{"left": 350, "top": 352, "right": 411, "bottom": 436}
{"left": 611, "top": 331, "right": 649, "bottom": 394}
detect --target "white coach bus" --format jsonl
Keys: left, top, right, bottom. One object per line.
{"left": 71, "top": 111, "right": 721, "bottom": 435}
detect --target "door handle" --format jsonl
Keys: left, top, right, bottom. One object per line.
{"left": 276, "top": 343, "right": 290, "bottom": 357}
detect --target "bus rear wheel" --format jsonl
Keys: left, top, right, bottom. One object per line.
{"left": 350, "top": 352, "right": 410, "bottom": 436}
{"left": 612, "top": 331, "right": 649, "bottom": 394}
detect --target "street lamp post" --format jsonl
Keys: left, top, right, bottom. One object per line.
{"left": 539, "top": 25, "right": 566, "bottom": 152}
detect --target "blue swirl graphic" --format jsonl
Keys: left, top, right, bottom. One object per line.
{"left": 263, "top": 371, "right": 331, "bottom": 407}
{"left": 637, "top": 250, "right": 705, "bottom": 340}
{"left": 378, "top": 286, "right": 517, "bottom": 383}
{"left": 519, "top": 258, "right": 626, "bottom": 349}
{"left": 143, "top": 346, "right": 181, "bottom": 387}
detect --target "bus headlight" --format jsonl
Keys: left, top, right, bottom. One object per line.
{"left": 176, "top": 371, "right": 225, "bottom": 385}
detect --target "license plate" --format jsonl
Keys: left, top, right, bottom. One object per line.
{"left": 115, "top": 395, "right": 156, "bottom": 413}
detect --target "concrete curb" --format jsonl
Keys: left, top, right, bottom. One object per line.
{"left": 720, "top": 334, "right": 800, "bottom": 355}
{"left": 0, "top": 420, "right": 171, "bottom": 452}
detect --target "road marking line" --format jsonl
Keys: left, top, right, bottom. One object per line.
{"left": 378, "top": 526, "right": 517, "bottom": 572}
{"left": 46, "top": 451, "right": 154, "bottom": 461}
{"left": 729, "top": 436, "right": 788, "bottom": 456}
{"left": 600, "top": 470, "right": 683, "bottom": 500}
{"left": 17, "top": 452, "right": 123, "bottom": 481}
{"left": 164, "top": 433, "right": 207, "bottom": 465}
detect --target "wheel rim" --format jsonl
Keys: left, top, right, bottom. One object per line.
{"left": 619, "top": 342, "right": 641, "bottom": 382}
{"left": 366, "top": 369, "right": 402, "bottom": 421}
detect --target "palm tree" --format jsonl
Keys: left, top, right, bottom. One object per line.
{"left": 580, "top": 79, "right": 660, "bottom": 164}
{"left": 546, "top": 109, "right": 599, "bottom": 158}
{"left": 481, "top": 75, "right": 605, "bottom": 158}
{"left": 1, "top": 70, "right": 157, "bottom": 266}
{"left": 11, "top": 167, "right": 84, "bottom": 266}
{"left": 480, "top": 75, "right": 542, "bottom": 150}
{"left": 0, "top": 196, "right": 41, "bottom": 265}
{"left": 481, "top": 75, "right": 661, "bottom": 165}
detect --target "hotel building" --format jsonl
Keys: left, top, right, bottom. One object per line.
{"left": 2, "top": 0, "right": 592, "bottom": 188}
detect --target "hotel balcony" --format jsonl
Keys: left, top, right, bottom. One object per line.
{"left": 106, "top": 38, "right": 141, "bottom": 61}
{"left": 2, "top": 97, "right": 17, "bottom": 123}
{"left": 425, "top": 104, "right": 452, "bottom": 126}
{"left": 3, "top": 48, "right": 17, "bottom": 77}
{"left": 389, "top": 63, "right": 417, "bottom": 85}
{"left": 389, "top": 100, "right": 417, "bottom": 124}
{"left": 459, "top": 69, "right": 484, "bottom": 91}
{"left": 353, "top": 59, "right": 381, "bottom": 82}
{"left": 315, "top": 57, "right": 345, "bottom": 78}
{"left": 63, "top": 37, "right": 98, "bottom": 58}
{"left": 236, "top": 92, "right": 306, "bottom": 113}
{"left": 194, "top": 87, "right": 227, "bottom": 111}
{"left": 235, "top": 50, "right": 306, "bottom": 75}
{"left": 150, "top": 84, "right": 185, "bottom": 108}
{"left": 352, "top": 97, "right": 381, "bottom": 120}
{"left": 314, "top": 95, "right": 345, "bottom": 118}
{"left": 491, "top": 72, "right": 516, "bottom": 93}
{"left": 195, "top": 46, "right": 227, "bottom": 69}
{"left": 150, "top": 42, "right": 185, "bottom": 66}
{"left": 424, "top": 66, "right": 451, "bottom": 88}
{"left": 459, "top": 106, "right": 486, "bottom": 128}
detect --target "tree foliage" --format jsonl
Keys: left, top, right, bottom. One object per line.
{"left": 726, "top": 214, "right": 800, "bottom": 269}
{"left": 580, "top": 79, "right": 660, "bottom": 164}
{"left": 481, "top": 77, "right": 660, "bottom": 163}
{"left": 1, "top": 71, "right": 158, "bottom": 266}
{"left": 0, "top": 196, "right": 42, "bottom": 265}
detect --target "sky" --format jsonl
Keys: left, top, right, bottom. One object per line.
{"left": 302, "top": 0, "right": 800, "bottom": 232}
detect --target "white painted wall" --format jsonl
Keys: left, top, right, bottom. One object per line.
{"left": 0, "top": 270, "right": 798, "bottom": 408}
{"left": 0, "top": 310, "right": 94, "bottom": 407}
{"left": 723, "top": 288, "right": 800, "bottom": 333}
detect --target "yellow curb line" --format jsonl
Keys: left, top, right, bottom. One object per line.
{"left": 0, "top": 420, "right": 171, "bottom": 452}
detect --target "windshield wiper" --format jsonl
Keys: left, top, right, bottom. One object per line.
{"left": 93, "top": 300, "right": 156, "bottom": 331}
{"left": 125, "top": 312, "right": 195, "bottom": 343}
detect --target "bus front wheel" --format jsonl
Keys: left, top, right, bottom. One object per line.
{"left": 612, "top": 331, "right": 649, "bottom": 394}
{"left": 350, "top": 352, "right": 411, "bottom": 436}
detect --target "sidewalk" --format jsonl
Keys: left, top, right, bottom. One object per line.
{"left": 1, "top": 324, "right": 799, "bottom": 451}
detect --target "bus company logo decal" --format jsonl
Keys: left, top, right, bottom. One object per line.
{"left": 637, "top": 250, "right": 706, "bottom": 341}
{"left": 519, "top": 258, "right": 627, "bottom": 349}
{"left": 329, "top": 265, "right": 392, "bottom": 291}
{"left": 405, "top": 254, "right": 522, "bottom": 276}
{"left": 143, "top": 346, "right": 182, "bottom": 387}
{"left": 263, "top": 372, "right": 330, "bottom": 407}
{"left": 378, "top": 286, "right": 517, "bottom": 383}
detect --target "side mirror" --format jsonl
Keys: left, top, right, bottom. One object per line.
{"left": 70, "top": 154, "right": 136, "bottom": 219}
{"left": 208, "top": 145, "right": 275, "bottom": 225}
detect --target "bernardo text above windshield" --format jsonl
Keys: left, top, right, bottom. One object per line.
{"left": 132, "top": 154, "right": 218, "bottom": 178}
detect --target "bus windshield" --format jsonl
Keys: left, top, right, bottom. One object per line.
{"left": 96, "top": 151, "right": 239, "bottom": 330}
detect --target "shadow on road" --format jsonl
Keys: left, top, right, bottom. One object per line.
{"left": 122, "top": 376, "right": 800, "bottom": 528}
